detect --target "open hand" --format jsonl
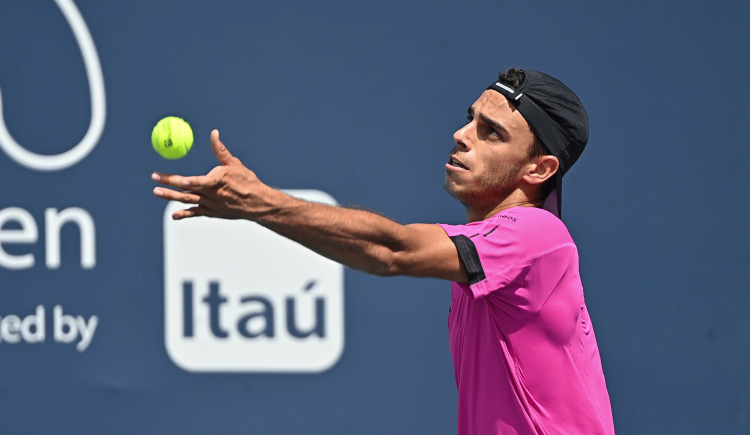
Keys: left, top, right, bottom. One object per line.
{"left": 152, "top": 129, "right": 275, "bottom": 220}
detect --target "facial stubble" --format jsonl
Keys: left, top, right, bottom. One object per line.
{"left": 444, "top": 160, "right": 526, "bottom": 210}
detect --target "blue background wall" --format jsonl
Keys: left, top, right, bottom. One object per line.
{"left": 1, "top": 0, "right": 749, "bottom": 433}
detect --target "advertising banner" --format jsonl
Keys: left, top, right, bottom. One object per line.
{"left": 1, "top": 1, "right": 749, "bottom": 434}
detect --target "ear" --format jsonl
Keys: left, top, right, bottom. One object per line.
{"left": 522, "top": 155, "right": 559, "bottom": 186}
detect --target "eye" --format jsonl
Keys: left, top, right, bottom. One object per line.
{"left": 465, "top": 114, "right": 473, "bottom": 124}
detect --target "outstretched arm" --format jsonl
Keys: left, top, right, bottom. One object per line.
{"left": 152, "top": 130, "right": 468, "bottom": 283}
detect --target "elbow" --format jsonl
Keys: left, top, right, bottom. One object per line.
{"left": 360, "top": 258, "right": 397, "bottom": 277}
{"left": 355, "top": 247, "right": 403, "bottom": 277}
{"left": 370, "top": 263, "right": 398, "bottom": 278}
{"left": 367, "top": 250, "right": 409, "bottom": 278}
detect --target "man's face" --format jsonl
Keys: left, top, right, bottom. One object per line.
{"left": 444, "top": 90, "right": 536, "bottom": 208}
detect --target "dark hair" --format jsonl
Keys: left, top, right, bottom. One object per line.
{"left": 497, "top": 67, "right": 526, "bottom": 89}
{"left": 497, "top": 68, "right": 556, "bottom": 199}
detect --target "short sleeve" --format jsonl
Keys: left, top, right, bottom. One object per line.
{"left": 438, "top": 207, "right": 578, "bottom": 316}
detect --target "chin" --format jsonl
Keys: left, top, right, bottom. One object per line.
{"left": 444, "top": 181, "right": 470, "bottom": 206}
{"left": 443, "top": 178, "right": 457, "bottom": 196}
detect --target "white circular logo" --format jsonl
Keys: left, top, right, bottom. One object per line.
{"left": 0, "top": 0, "right": 106, "bottom": 172}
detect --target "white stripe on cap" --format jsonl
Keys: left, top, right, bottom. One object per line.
{"left": 494, "top": 82, "right": 515, "bottom": 93}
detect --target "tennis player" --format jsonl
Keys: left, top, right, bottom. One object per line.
{"left": 152, "top": 68, "right": 615, "bottom": 435}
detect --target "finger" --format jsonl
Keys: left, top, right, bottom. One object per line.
{"left": 210, "top": 129, "right": 240, "bottom": 166}
{"left": 172, "top": 205, "right": 210, "bottom": 220}
{"left": 179, "top": 172, "right": 223, "bottom": 189}
{"left": 152, "top": 171, "right": 219, "bottom": 190}
{"left": 152, "top": 172, "right": 194, "bottom": 188}
{"left": 153, "top": 187, "right": 203, "bottom": 204}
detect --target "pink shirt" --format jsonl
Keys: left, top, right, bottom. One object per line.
{"left": 438, "top": 207, "right": 615, "bottom": 435}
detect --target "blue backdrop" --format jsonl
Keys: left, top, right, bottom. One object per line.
{"left": 1, "top": 0, "right": 749, "bottom": 434}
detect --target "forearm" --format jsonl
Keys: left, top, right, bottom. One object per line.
{"left": 252, "top": 188, "right": 412, "bottom": 276}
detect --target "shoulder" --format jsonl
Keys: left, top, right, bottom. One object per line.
{"left": 440, "top": 207, "right": 573, "bottom": 242}
{"left": 499, "top": 207, "right": 575, "bottom": 253}
{"left": 438, "top": 207, "right": 576, "bottom": 264}
{"left": 437, "top": 207, "right": 578, "bottom": 298}
{"left": 500, "top": 206, "right": 571, "bottom": 235}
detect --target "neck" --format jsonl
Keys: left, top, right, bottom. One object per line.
{"left": 465, "top": 187, "right": 543, "bottom": 223}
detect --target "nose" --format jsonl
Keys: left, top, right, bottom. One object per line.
{"left": 453, "top": 121, "right": 473, "bottom": 151}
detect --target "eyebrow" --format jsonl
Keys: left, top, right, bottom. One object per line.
{"left": 468, "top": 107, "right": 509, "bottom": 136}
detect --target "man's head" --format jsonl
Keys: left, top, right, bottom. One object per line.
{"left": 444, "top": 68, "right": 588, "bottom": 219}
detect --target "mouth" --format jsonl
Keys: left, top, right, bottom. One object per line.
{"left": 447, "top": 156, "right": 468, "bottom": 171}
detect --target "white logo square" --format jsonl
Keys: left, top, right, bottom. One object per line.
{"left": 164, "top": 190, "right": 344, "bottom": 372}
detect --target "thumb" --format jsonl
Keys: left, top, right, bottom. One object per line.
{"left": 210, "top": 129, "right": 238, "bottom": 166}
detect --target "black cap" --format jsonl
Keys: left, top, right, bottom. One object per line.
{"left": 487, "top": 70, "right": 588, "bottom": 218}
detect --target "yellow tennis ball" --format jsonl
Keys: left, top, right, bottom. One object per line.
{"left": 152, "top": 116, "right": 194, "bottom": 159}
